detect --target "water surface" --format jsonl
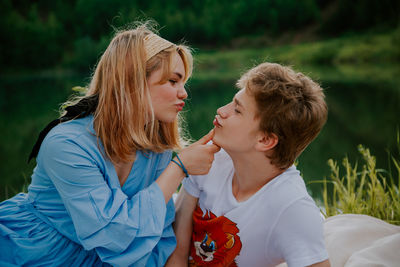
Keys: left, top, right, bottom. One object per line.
{"left": 1, "top": 64, "right": 399, "bottom": 200}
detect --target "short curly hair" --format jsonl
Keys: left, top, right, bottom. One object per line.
{"left": 237, "top": 62, "right": 327, "bottom": 169}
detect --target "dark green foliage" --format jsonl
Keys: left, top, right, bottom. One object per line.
{"left": 0, "top": 1, "right": 65, "bottom": 68}
{"left": 2, "top": 0, "right": 399, "bottom": 71}
{"left": 319, "top": 0, "right": 400, "bottom": 35}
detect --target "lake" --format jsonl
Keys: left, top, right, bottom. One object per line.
{"left": 1, "top": 64, "right": 399, "bottom": 201}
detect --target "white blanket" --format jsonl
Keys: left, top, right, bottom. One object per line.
{"left": 277, "top": 214, "right": 400, "bottom": 267}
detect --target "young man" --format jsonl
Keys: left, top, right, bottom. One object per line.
{"left": 167, "top": 62, "right": 330, "bottom": 267}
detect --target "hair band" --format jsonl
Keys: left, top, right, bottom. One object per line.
{"left": 144, "top": 33, "right": 174, "bottom": 61}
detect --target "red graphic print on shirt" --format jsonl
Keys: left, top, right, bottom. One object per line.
{"left": 189, "top": 205, "right": 242, "bottom": 267}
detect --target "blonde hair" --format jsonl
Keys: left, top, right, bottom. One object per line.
{"left": 65, "top": 23, "right": 192, "bottom": 163}
{"left": 238, "top": 62, "right": 327, "bottom": 169}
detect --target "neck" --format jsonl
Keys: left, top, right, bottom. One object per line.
{"left": 114, "top": 151, "right": 136, "bottom": 187}
{"left": 227, "top": 150, "right": 284, "bottom": 202}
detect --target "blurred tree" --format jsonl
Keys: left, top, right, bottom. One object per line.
{"left": 319, "top": 0, "right": 400, "bottom": 34}
{"left": 1, "top": 0, "right": 398, "bottom": 71}
{"left": 1, "top": 2, "right": 64, "bottom": 69}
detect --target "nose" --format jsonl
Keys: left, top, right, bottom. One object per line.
{"left": 178, "top": 85, "right": 188, "bottom": 100}
{"left": 217, "top": 103, "right": 229, "bottom": 119}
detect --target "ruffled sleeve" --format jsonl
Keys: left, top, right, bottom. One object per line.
{"left": 181, "top": 174, "right": 201, "bottom": 198}
{"left": 39, "top": 132, "right": 173, "bottom": 266}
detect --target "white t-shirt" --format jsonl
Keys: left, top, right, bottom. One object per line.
{"left": 182, "top": 149, "right": 328, "bottom": 267}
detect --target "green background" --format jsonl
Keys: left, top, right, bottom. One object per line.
{"left": 1, "top": 0, "right": 399, "bottom": 201}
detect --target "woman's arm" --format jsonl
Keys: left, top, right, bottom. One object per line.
{"left": 156, "top": 129, "right": 220, "bottom": 203}
{"left": 39, "top": 130, "right": 217, "bottom": 266}
{"left": 308, "top": 259, "right": 331, "bottom": 267}
{"left": 165, "top": 188, "right": 198, "bottom": 266}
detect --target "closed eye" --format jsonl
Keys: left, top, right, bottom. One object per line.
{"left": 169, "top": 79, "right": 178, "bottom": 85}
{"left": 234, "top": 104, "right": 241, "bottom": 114}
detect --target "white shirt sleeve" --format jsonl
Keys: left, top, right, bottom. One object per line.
{"left": 182, "top": 149, "right": 231, "bottom": 198}
{"left": 267, "top": 197, "right": 329, "bottom": 267}
{"left": 181, "top": 174, "right": 201, "bottom": 198}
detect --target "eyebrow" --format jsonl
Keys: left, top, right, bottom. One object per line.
{"left": 234, "top": 97, "right": 244, "bottom": 109}
{"left": 173, "top": 72, "right": 183, "bottom": 79}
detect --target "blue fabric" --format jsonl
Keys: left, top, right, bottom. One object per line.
{"left": 0, "top": 116, "right": 176, "bottom": 266}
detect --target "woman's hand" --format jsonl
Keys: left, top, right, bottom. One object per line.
{"left": 177, "top": 129, "right": 221, "bottom": 176}
{"left": 156, "top": 129, "right": 220, "bottom": 203}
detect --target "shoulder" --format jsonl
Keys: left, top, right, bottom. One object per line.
{"left": 261, "top": 166, "right": 322, "bottom": 232}
{"left": 46, "top": 116, "right": 95, "bottom": 142}
{"left": 279, "top": 196, "right": 323, "bottom": 226}
{"left": 38, "top": 116, "right": 99, "bottom": 163}
{"left": 267, "top": 193, "right": 327, "bottom": 266}
{"left": 269, "top": 168, "right": 324, "bottom": 245}
{"left": 263, "top": 166, "right": 311, "bottom": 208}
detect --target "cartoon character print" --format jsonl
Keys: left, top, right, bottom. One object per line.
{"left": 189, "top": 205, "right": 242, "bottom": 267}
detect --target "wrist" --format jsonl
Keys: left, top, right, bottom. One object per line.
{"left": 171, "top": 154, "right": 189, "bottom": 178}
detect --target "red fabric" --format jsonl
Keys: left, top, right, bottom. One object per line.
{"left": 189, "top": 205, "right": 242, "bottom": 267}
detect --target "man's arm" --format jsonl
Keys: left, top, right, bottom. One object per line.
{"left": 308, "top": 259, "right": 331, "bottom": 267}
{"left": 165, "top": 188, "right": 198, "bottom": 267}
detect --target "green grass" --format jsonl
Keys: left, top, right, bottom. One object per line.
{"left": 317, "top": 134, "right": 400, "bottom": 225}
{"left": 193, "top": 28, "right": 400, "bottom": 82}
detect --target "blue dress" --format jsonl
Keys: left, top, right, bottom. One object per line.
{"left": 0, "top": 116, "right": 176, "bottom": 266}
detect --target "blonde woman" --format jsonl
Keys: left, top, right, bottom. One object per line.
{"left": 0, "top": 23, "right": 219, "bottom": 266}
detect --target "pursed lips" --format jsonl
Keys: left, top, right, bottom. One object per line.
{"left": 213, "top": 116, "right": 222, "bottom": 127}
{"left": 175, "top": 102, "right": 185, "bottom": 111}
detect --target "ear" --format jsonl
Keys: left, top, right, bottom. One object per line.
{"left": 255, "top": 132, "right": 278, "bottom": 152}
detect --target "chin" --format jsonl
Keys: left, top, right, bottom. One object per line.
{"left": 213, "top": 136, "right": 239, "bottom": 153}
{"left": 157, "top": 114, "right": 178, "bottom": 123}
{"left": 211, "top": 135, "right": 225, "bottom": 148}
{"left": 161, "top": 118, "right": 177, "bottom": 123}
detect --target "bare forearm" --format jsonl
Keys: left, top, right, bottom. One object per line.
{"left": 155, "top": 161, "right": 186, "bottom": 203}
{"left": 165, "top": 252, "right": 188, "bottom": 267}
{"left": 166, "top": 189, "right": 198, "bottom": 266}
{"left": 308, "top": 259, "right": 330, "bottom": 267}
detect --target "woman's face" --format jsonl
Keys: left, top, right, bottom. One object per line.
{"left": 147, "top": 52, "right": 187, "bottom": 123}
{"left": 212, "top": 88, "right": 261, "bottom": 153}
